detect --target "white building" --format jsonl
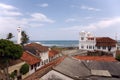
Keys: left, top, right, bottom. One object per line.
{"left": 79, "top": 31, "right": 117, "bottom": 56}
{"left": 21, "top": 51, "right": 42, "bottom": 75}
{"left": 24, "top": 43, "right": 49, "bottom": 65}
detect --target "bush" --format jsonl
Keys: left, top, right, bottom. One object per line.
{"left": 9, "top": 71, "right": 15, "bottom": 79}
{"left": 116, "top": 54, "right": 120, "bottom": 61}
{"left": 20, "top": 63, "right": 29, "bottom": 75}
{"left": 9, "top": 70, "right": 17, "bottom": 80}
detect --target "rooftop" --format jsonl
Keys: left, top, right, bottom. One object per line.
{"left": 74, "top": 56, "right": 117, "bottom": 62}
{"left": 53, "top": 57, "right": 91, "bottom": 78}
{"left": 21, "top": 51, "right": 41, "bottom": 65}
{"left": 49, "top": 50, "right": 59, "bottom": 57}
{"left": 84, "top": 61, "right": 120, "bottom": 77}
{"left": 24, "top": 43, "right": 49, "bottom": 54}
{"left": 96, "top": 37, "right": 117, "bottom": 47}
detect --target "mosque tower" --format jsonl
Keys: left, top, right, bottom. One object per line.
{"left": 17, "top": 27, "right": 22, "bottom": 44}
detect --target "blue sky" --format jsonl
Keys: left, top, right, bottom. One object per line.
{"left": 0, "top": 0, "right": 120, "bottom": 40}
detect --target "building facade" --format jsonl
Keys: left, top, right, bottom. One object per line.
{"left": 24, "top": 43, "right": 49, "bottom": 65}
{"left": 79, "top": 31, "right": 117, "bottom": 56}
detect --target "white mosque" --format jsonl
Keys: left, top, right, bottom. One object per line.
{"left": 79, "top": 31, "right": 117, "bottom": 56}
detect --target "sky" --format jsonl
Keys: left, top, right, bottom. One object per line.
{"left": 0, "top": 0, "right": 120, "bottom": 40}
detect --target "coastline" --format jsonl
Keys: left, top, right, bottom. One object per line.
{"left": 30, "top": 40, "right": 79, "bottom": 47}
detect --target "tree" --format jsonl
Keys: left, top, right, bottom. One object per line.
{"left": 6, "top": 33, "right": 14, "bottom": 40}
{"left": 20, "top": 63, "right": 29, "bottom": 75}
{"left": 21, "top": 31, "right": 29, "bottom": 45}
{"left": 0, "top": 39, "right": 23, "bottom": 80}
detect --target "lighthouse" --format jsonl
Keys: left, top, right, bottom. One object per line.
{"left": 17, "top": 27, "right": 22, "bottom": 44}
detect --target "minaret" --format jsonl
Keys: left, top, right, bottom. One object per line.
{"left": 17, "top": 27, "right": 22, "bottom": 44}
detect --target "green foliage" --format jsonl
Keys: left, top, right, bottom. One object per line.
{"left": 20, "top": 63, "right": 29, "bottom": 75}
{"left": 116, "top": 54, "right": 120, "bottom": 61}
{"left": 21, "top": 31, "right": 29, "bottom": 45}
{"left": 0, "top": 39, "right": 23, "bottom": 60}
{"left": 9, "top": 72, "right": 15, "bottom": 79}
{"left": 6, "top": 33, "right": 14, "bottom": 40}
{"left": 9, "top": 70, "right": 17, "bottom": 80}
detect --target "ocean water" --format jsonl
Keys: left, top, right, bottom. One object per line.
{"left": 30, "top": 40, "right": 79, "bottom": 47}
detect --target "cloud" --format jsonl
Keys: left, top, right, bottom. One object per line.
{"left": 71, "top": 5, "right": 100, "bottom": 11}
{"left": 31, "top": 13, "right": 54, "bottom": 23}
{"left": 81, "top": 5, "right": 101, "bottom": 11}
{"left": 0, "top": 3, "right": 22, "bottom": 16}
{"left": 0, "top": 10, "right": 22, "bottom": 16}
{"left": 65, "top": 18, "right": 76, "bottom": 22}
{"left": 61, "top": 17, "right": 120, "bottom": 31}
{"left": 0, "top": 3, "right": 17, "bottom": 10}
{"left": 38, "top": 3, "right": 48, "bottom": 8}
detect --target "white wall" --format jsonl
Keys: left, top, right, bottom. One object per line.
{"left": 29, "top": 65, "right": 35, "bottom": 74}
{"left": 79, "top": 31, "right": 95, "bottom": 51}
{"left": 40, "top": 51, "right": 49, "bottom": 65}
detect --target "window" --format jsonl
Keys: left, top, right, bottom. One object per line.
{"left": 37, "top": 62, "right": 40, "bottom": 66}
{"left": 31, "top": 65, "right": 33, "bottom": 70}
{"left": 46, "top": 59, "right": 48, "bottom": 63}
{"left": 97, "top": 46, "right": 100, "bottom": 49}
{"left": 81, "top": 46, "right": 84, "bottom": 49}
{"left": 89, "top": 46, "right": 92, "bottom": 49}
{"left": 87, "top": 46, "right": 88, "bottom": 49}
{"left": 42, "top": 61, "right": 44, "bottom": 65}
{"left": 34, "top": 64, "right": 37, "bottom": 67}
{"left": 103, "top": 46, "right": 106, "bottom": 49}
{"left": 81, "top": 37, "right": 84, "bottom": 40}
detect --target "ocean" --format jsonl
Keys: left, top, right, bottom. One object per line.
{"left": 30, "top": 40, "right": 79, "bottom": 47}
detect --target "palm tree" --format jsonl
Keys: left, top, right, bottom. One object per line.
{"left": 21, "top": 31, "right": 29, "bottom": 45}
{"left": 6, "top": 33, "right": 14, "bottom": 40}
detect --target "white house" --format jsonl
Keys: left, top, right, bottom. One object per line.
{"left": 79, "top": 31, "right": 117, "bottom": 56}
{"left": 24, "top": 43, "right": 49, "bottom": 66}
{"left": 21, "top": 51, "right": 42, "bottom": 75}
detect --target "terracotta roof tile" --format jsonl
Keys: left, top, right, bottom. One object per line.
{"left": 96, "top": 37, "right": 117, "bottom": 47}
{"left": 49, "top": 50, "right": 59, "bottom": 57}
{"left": 24, "top": 43, "right": 48, "bottom": 53}
{"left": 74, "top": 56, "right": 117, "bottom": 62}
{"left": 21, "top": 51, "right": 41, "bottom": 65}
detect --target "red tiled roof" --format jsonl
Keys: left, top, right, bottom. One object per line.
{"left": 25, "top": 43, "right": 49, "bottom": 52}
{"left": 96, "top": 37, "right": 117, "bottom": 47}
{"left": 21, "top": 51, "right": 41, "bottom": 65}
{"left": 74, "top": 56, "right": 117, "bottom": 62}
{"left": 49, "top": 50, "right": 59, "bottom": 57}
{"left": 23, "top": 56, "right": 66, "bottom": 80}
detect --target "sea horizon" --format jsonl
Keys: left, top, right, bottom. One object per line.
{"left": 30, "top": 40, "right": 79, "bottom": 47}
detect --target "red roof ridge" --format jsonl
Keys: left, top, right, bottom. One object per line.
{"left": 74, "top": 56, "right": 117, "bottom": 62}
